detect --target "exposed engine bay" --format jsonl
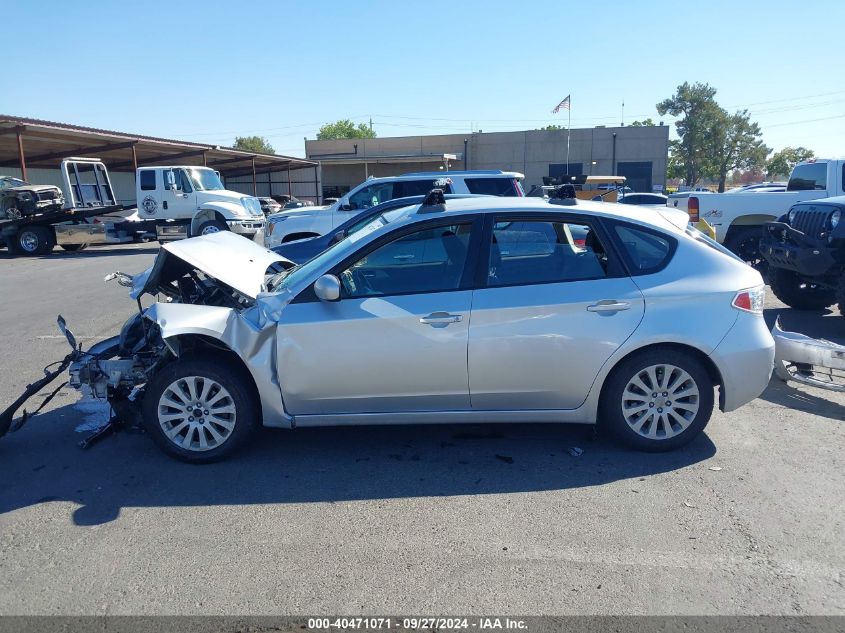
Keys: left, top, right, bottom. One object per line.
{"left": 0, "top": 232, "right": 295, "bottom": 444}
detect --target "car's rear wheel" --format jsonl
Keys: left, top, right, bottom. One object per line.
{"left": 769, "top": 268, "right": 834, "bottom": 310}
{"left": 600, "top": 348, "right": 714, "bottom": 451}
{"left": 142, "top": 356, "right": 258, "bottom": 463}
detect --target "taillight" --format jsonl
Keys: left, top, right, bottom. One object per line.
{"left": 732, "top": 286, "right": 765, "bottom": 314}
{"left": 688, "top": 196, "right": 699, "bottom": 222}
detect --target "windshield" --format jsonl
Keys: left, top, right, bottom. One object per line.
{"left": 186, "top": 168, "right": 225, "bottom": 191}
{"left": 0, "top": 176, "right": 28, "bottom": 190}
{"left": 267, "top": 207, "right": 413, "bottom": 292}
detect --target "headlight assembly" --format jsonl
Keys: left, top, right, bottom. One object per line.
{"left": 830, "top": 209, "right": 841, "bottom": 229}
{"left": 788, "top": 208, "right": 797, "bottom": 225}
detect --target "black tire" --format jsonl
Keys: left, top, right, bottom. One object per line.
{"left": 724, "top": 226, "right": 765, "bottom": 272}
{"left": 836, "top": 274, "right": 845, "bottom": 317}
{"left": 60, "top": 243, "right": 88, "bottom": 252}
{"left": 195, "top": 220, "right": 228, "bottom": 237}
{"left": 13, "top": 226, "right": 54, "bottom": 256}
{"left": 769, "top": 268, "right": 834, "bottom": 310}
{"left": 599, "top": 348, "right": 714, "bottom": 452}
{"left": 141, "top": 355, "right": 259, "bottom": 463}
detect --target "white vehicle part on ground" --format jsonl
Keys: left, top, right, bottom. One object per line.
{"left": 772, "top": 319, "right": 845, "bottom": 392}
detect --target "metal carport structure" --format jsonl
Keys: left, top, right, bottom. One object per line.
{"left": 0, "top": 115, "right": 318, "bottom": 199}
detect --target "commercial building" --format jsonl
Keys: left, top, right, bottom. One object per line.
{"left": 306, "top": 125, "right": 669, "bottom": 198}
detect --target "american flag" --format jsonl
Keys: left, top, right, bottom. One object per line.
{"left": 552, "top": 95, "right": 571, "bottom": 114}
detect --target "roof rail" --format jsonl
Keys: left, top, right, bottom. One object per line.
{"left": 401, "top": 169, "right": 507, "bottom": 177}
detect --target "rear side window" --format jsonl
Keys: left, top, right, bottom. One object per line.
{"left": 488, "top": 219, "right": 609, "bottom": 286}
{"left": 613, "top": 224, "right": 674, "bottom": 275}
{"left": 139, "top": 170, "right": 156, "bottom": 191}
{"left": 466, "top": 177, "right": 521, "bottom": 197}
{"left": 394, "top": 179, "right": 453, "bottom": 197}
{"left": 788, "top": 162, "right": 827, "bottom": 191}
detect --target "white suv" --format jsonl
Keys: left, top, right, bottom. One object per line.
{"left": 265, "top": 170, "right": 524, "bottom": 248}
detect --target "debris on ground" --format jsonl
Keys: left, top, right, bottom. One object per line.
{"left": 568, "top": 446, "right": 584, "bottom": 457}
{"left": 495, "top": 454, "right": 514, "bottom": 464}
{"left": 683, "top": 501, "right": 697, "bottom": 508}
{"left": 708, "top": 466, "right": 723, "bottom": 471}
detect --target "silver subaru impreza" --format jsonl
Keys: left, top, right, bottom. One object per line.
{"left": 69, "top": 196, "right": 775, "bottom": 462}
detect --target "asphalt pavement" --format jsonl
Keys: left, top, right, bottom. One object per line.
{"left": 0, "top": 243, "right": 842, "bottom": 615}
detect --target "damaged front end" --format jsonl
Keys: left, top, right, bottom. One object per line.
{"left": 1, "top": 232, "right": 296, "bottom": 445}
{"left": 772, "top": 318, "right": 845, "bottom": 392}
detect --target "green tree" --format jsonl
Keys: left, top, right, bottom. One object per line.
{"left": 233, "top": 135, "right": 275, "bottom": 154}
{"left": 629, "top": 118, "right": 656, "bottom": 127}
{"left": 710, "top": 109, "right": 769, "bottom": 192}
{"left": 657, "top": 82, "right": 723, "bottom": 186}
{"left": 316, "top": 119, "right": 377, "bottom": 140}
{"left": 539, "top": 124, "right": 563, "bottom": 131}
{"left": 767, "top": 146, "right": 815, "bottom": 179}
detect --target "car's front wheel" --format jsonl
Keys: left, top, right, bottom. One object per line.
{"left": 600, "top": 348, "right": 714, "bottom": 451}
{"left": 142, "top": 356, "right": 258, "bottom": 463}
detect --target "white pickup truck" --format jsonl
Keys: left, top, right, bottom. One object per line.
{"left": 687, "top": 159, "right": 845, "bottom": 262}
{"left": 136, "top": 165, "right": 265, "bottom": 241}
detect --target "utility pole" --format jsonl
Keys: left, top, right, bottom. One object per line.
{"left": 369, "top": 116, "right": 373, "bottom": 133}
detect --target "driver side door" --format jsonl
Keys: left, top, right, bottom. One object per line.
{"left": 277, "top": 216, "right": 481, "bottom": 416}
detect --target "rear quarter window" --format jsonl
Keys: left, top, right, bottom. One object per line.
{"left": 612, "top": 223, "right": 675, "bottom": 275}
{"left": 139, "top": 170, "right": 156, "bottom": 191}
{"left": 787, "top": 162, "right": 828, "bottom": 191}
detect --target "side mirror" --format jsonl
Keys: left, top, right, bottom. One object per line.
{"left": 165, "top": 170, "right": 177, "bottom": 191}
{"left": 340, "top": 203, "right": 353, "bottom": 211}
{"left": 314, "top": 274, "right": 341, "bottom": 302}
{"left": 329, "top": 231, "right": 345, "bottom": 245}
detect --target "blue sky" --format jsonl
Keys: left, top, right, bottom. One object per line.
{"left": 4, "top": 0, "right": 844, "bottom": 158}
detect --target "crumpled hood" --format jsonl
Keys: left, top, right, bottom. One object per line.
{"left": 133, "top": 232, "right": 292, "bottom": 300}
{"left": 7, "top": 184, "right": 62, "bottom": 194}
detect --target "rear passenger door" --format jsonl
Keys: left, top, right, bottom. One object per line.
{"left": 468, "top": 213, "right": 645, "bottom": 410}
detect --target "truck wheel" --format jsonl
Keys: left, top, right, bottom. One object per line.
{"left": 141, "top": 355, "right": 259, "bottom": 463}
{"left": 725, "top": 226, "right": 765, "bottom": 272}
{"left": 14, "top": 226, "right": 55, "bottom": 256}
{"left": 769, "top": 268, "right": 834, "bottom": 310}
{"left": 599, "top": 348, "right": 714, "bottom": 452}
{"left": 60, "top": 244, "right": 88, "bottom": 252}
{"left": 196, "top": 220, "right": 228, "bottom": 236}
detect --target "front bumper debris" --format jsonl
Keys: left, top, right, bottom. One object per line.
{"left": 772, "top": 318, "right": 845, "bottom": 392}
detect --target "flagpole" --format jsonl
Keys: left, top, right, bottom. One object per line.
{"left": 566, "top": 101, "right": 571, "bottom": 175}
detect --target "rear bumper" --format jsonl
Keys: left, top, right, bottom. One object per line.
{"left": 772, "top": 319, "right": 845, "bottom": 391}
{"left": 709, "top": 313, "right": 775, "bottom": 412}
{"left": 760, "top": 221, "right": 836, "bottom": 277}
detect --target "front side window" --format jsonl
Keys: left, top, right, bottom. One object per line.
{"left": 175, "top": 169, "right": 193, "bottom": 193}
{"left": 488, "top": 219, "right": 608, "bottom": 287}
{"left": 339, "top": 223, "right": 473, "bottom": 298}
{"left": 466, "top": 177, "right": 522, "bottom": 197}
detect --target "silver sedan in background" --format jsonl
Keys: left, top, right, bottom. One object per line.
{"left": 68, "top": 197, "right": 775, "bottom": 462}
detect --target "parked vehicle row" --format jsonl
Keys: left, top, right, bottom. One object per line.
{"left": 53, "top": 193, "right": 774, "bottom": 463}
{"left": 264, "top": 170, "right": 524, "bottom": 249}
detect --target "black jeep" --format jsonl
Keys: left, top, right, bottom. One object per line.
{"left": 760, "top": 196, "right": 845, "bottom": 315}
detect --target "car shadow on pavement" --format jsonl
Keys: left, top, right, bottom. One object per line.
{"left": 0, "top": 405, "right": 716, "bottom": 526}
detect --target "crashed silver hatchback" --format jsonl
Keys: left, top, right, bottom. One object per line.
{"left": 22, "top": 195, "right": 775, "bottom": 463}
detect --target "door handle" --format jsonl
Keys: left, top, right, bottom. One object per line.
{"left": 587, "top": 300, "right": 631, "bottom": 313}
{"left": 420, "top": 312, "right": 463, "bottom": 327}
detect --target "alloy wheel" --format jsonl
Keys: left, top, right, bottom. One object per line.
{"left": 620, "top": 364, "right": 700, "bottom": 440}
{"left": 157, "top": 376, "right": 237, "bottom": 452}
